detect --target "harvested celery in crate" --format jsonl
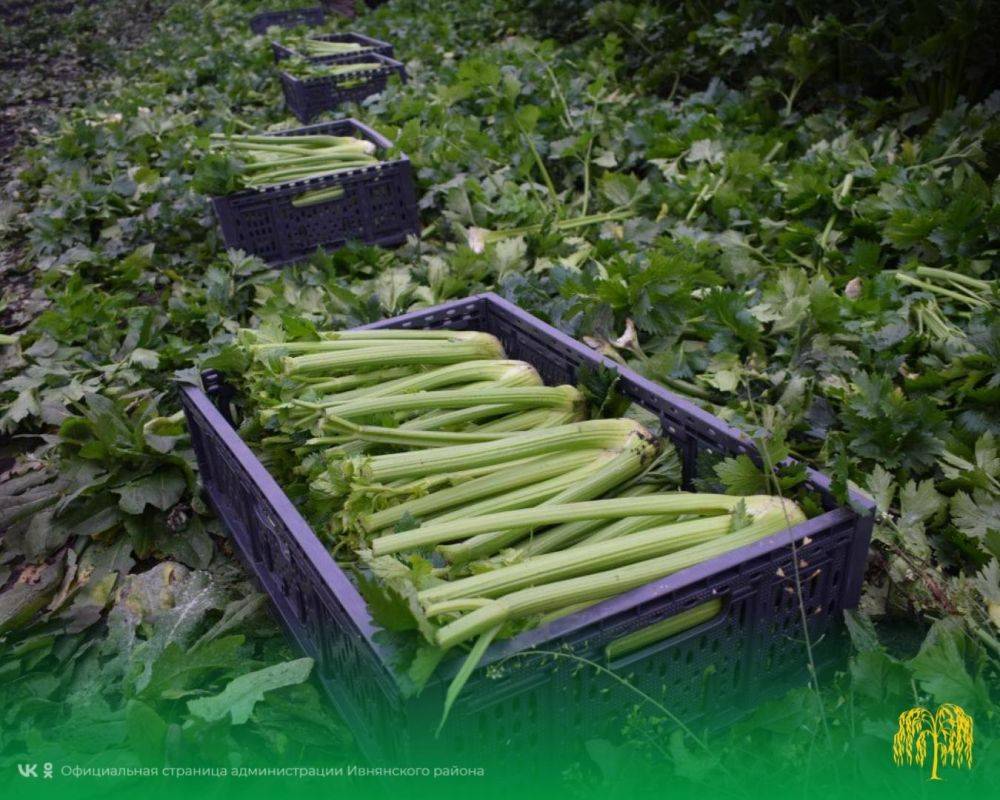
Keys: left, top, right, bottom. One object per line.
{"left": 272, "top": 32, "right": 395, "bottom": 64}
{"left": 180, "top": 293, "right": 874, "bottom": 769}
{"left": 208, "top": 119, "right": 419, "bottom": 266}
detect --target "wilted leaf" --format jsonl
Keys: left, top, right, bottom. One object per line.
{"left": 187, "top": 657, "right": 314, "bottom": 724}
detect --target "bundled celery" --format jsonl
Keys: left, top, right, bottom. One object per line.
{"left": 227, "top": 324, "right": 808, "bottom": 727}
{"left": 298, "top": 38, "right": 367, "bottom": 57}
{"left": 208, "top": 131, "right": 381, "bottom": 204}
{"left": 432, "top": 496, "right": 805, "bottom": 649}
{"left": 284, "top": 57, "right": 392, "bottom": 84}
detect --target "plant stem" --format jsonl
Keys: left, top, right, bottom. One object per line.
{"left": 358, "top": 449, "right": 611, "bottom": 533}
{"left": 434, "top": 499, "right": 804, "bottom": 649}
{"left": 373, "top": 491, "right": 742, "bottom": 555}
{"left": 437, "top": 432, "right": 659, "bottom": 562}
{"left": 423, "top": 514, "right": 733, "bottom": 606}
{"left": 362, "top": 419, "right": 646, "bottom": 483}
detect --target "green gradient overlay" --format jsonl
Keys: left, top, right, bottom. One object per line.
{"left": 2, "top": 672, "right": 996, "bottom": 800}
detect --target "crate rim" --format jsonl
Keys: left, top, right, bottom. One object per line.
{"left": 209, "top": 118, "right": 409, "bottom": 204}
{"left": 180, "top": 291, "right": 874, "bottom": 689}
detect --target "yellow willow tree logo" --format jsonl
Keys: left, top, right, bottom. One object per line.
{"left": 892, "top": 704, "right": 974, "bottom": 780}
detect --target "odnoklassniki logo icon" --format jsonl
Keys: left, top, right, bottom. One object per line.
{"left": 892, "top": 703, "right": 974, "bottom": 780}
{"left": 16, "top": 762, "right": 53, "bottom": 778}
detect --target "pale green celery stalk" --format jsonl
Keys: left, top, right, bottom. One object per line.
{"left": 294, "top": 361, "right": 539, "bottom": 410}
{"left": 422, "top": 514, "right": 732, "bottom": 607}
{"left": 568, "top": 510, "right": 680, "bottom": 548}
{"left": 894, "top": 272, "right": 987, "bottom": 308}
{"left": 246, "top": 158, "right": 377, "bottom": 177}
{"left": 473, "top": 406, "right": 583, "bottom": 432}
{"left": 303, "top": 41, "right": 364, "bottom": 54}
{"left": 436, "top": 433, "right": 659, "bottom": 563}
{"left": 243, "top": 147, "right": 376, "bottom": 171}
{"left": 435, "top": 497, "right": 806, "bottom": 649}
{"left": 284, "top": 380, "right": 516, "bottom": 427}
{"left": 340, "top": 456, "right": 582, "bottom": 530}
{"left": 317, "top": 415, "right": 513, "bottom": 448}
{"left": 243, "top": 156, "right": 378, "bottom": 179}
{"left": 317, "top": 330, "right": 490, "bottom": 341}
{"left": 326, "top": 459, "right": 519, "bottom": 503}
{"left": 284, "top": 382, "right": 501, "bottom": 427}
{"left": 605, "top": 598, "right": 723, "bottom": 660}
{"left": 538, "top": 601, "right": 596, "bottom": 625}
{"left": 237, "top": 140, "right": 374, "bottom": 156}
{"left": 246, "top": 155, "right": 379, "bottom": 174}
{"left": 219, "top": 141, "right": 316, "bottom": 156}
{"left": 283, "top": 338, "right": 505, "bottom": 376}
{"left": 315, "top": 404, "right": 523, "bottom": 460}
{"left": 212, "top": 133, "right": 366, "bottom": 146}
{"left": 292, "top": 188, "right": 345, "bottom": 208}
{"left": 246, "top": 162, "right": 377, "bottom": 186}
{"left": 375, "top": 454, "right": 555, "bottom": 497}
{"left": 311, "top": 385, "right": 581, "bottom": 423}
{"left": 517, "top": 483, "right": 664, "bottom": 556}
{"left": 294, "top": 367, "right": 415, "bottom": 395}
{"left": 359, "top": 450, "right": 611, "bottom": 534}
{"left": 372, "top": 489, "right": 738, "bottom": 556}
{"left": 244, "top": 154, "right": 375, "bottom": 176}
{"left": 915, "top": 265, "right": 992, "bottom": 294}
{"left": 311, "top": 395, "right": 582, "bottom": 449}
{"left": 362, "top": 419, "right": 645, "bottom": 484}
{"left": 324, "top": 62, "right": 385, "bottom": 74}
{"left": 437, "top": 623, "right": 501, "bottom": 735}
{"left": 427, "top": 453, "right": 618, "bottom": 525}
{"left": 249, "top": 340, "right": 399, "bottom": 354}
{"left": 261, "top": 367, "right": 422, "bottom": 427}
{"left": 381, "top": 403, "right": 521, "bottom": 433}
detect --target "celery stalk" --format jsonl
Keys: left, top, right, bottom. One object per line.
{"left": 373, "top": 490, "right": 738, "bottom": 556}
{"left": 312, "top": 385, "right": 581, "bottom": 423}
{"left": 358, "top": 450, "right": 612, "bottom": 534}
{"left": 436, "top": 432, "right": 659, "bottom": 563}
{"left": 283, "top": 337, "right": 505, "bottom": 376}
{"left": 434, "top": 497, "right": 805, "bottom": 649}
{"left": 362, "top": 419, "right": 646, "bottom": 483}
{"left": 422, "top": 514, "right": 732, "bottom": 607}
{"left": 517, "top": 483, "right": 664, "bottom": 556}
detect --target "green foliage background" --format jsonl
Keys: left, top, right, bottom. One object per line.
{"left": 0, "top": 0, "right": 997, "bottom": 795}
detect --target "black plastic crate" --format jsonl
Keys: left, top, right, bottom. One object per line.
{"left": 272, "top": 32, "right": 395, "bottom": 64}
{"left": 279, "top": 51, "right": 407, "bottom": 123}
{"left": 180, "top": 293, "right": 874, "bottom": 769}
{"left": 249, "top": 6, "right": 325, "bottom": 35}
{"left": 210, "top": 118, "right": 419, "bottom": 266}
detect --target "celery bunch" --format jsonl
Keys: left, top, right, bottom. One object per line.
{"left": 231, "top": 325, "right": 805, "bottom": 725}
{"left": 209, "top": 132, "right": 380, "bottom": 205}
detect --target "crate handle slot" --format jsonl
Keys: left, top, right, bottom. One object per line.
{"left": 290, "top": 183, "right": 347, "bottom": 208}
{"left": 605, "top": 595, "right": 725, "bottom": 663}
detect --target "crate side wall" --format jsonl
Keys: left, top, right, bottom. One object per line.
{"left": 180, "top": 383, "right": 416, "bottom": 760}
